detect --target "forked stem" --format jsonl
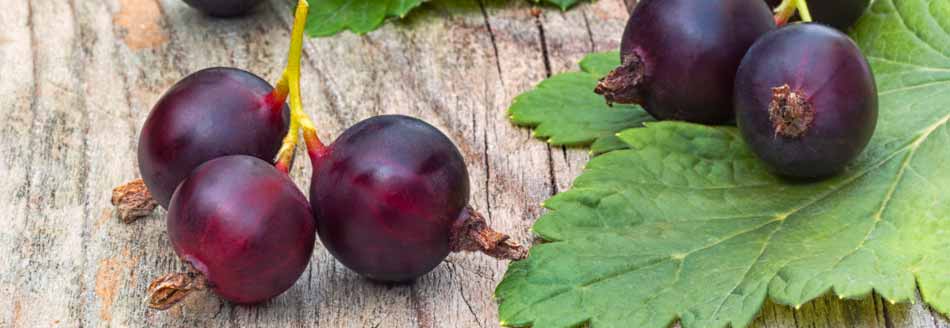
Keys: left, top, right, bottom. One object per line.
{"left": 274, "top": 0, "right": 326, "bottom": 173}
{"left": 773, "top": 0, "right": 813, "bottom": 26}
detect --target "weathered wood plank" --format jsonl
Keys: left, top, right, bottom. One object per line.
{"left": 2, "top": 0, "right": 93, "bottom": 326}
{"left": 0, "top": 0, "right": 36, "bottom": 326}
{"left": 0, "top": 0, "right": 947, "bottom": 327}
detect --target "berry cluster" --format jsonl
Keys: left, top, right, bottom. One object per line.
{"left": 597, "top": 0, "right": 877, "bottom": 179}
{"left": 112, "top": 0, "right": 880, "bottom": 312}
{"left": 120, "top": 1, "right": 525, "bottom": 309}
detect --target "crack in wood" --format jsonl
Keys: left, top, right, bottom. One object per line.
{"left": 532, "top": 10, "right": 560, "bottom": 197}
{"left": 477, "top": 0, "right": 504, "bottom": 84}
{"left": 581, "top": 10, "right": 595, "bottom": 52}
{"left": 883, "top": 297, "right": 897, "bottom": 328}
{"left": 534, "top": 13, "right": 552, "bottom": 78}
{"left": 69, "top": 0, "right": 96, "bottom": 321}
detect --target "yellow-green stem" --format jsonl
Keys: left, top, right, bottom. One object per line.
{"left": 275, "top": 0, "right": 325, "bottom": 173}
{"left": 773, "top": 0, "right": 813, "bottom": 25}
{"left": 795, "top": 0, "right": 813, "bottom": 22}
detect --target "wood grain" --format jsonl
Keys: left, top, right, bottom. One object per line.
{"left": 0, "top": 0, "right": 945, "bottom": 327}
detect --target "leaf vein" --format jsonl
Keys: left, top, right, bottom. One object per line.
{"left": 709, "top": 220, "right": 783, "bottom": 321}
{"left": 868, "top": 55, "right": 950, "bottom": 72}
{"left": 511, "top": 257, "right": 671, "bottom": 320}
{"left": 891, "top": 0, "right": 950, "bottom": 61}
{"left": 879, "top": 79, "right": 950, "bottom": 95}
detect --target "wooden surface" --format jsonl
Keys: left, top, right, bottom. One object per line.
{"left": 0, "top": 0, "right": 947, "bottom": 327}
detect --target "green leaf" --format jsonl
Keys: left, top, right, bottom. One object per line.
{"left": 509, "top": 51, "right": 652, "bottom": 154}
{"left": 589, "top": 135, "right": 629, "bottom": 155}
{"left": 531, "top": 0, "right": 587, "bottom": 11}
{"left": 496, "top": 0, "right": 950, "bottom": 327}
{"left": 306, "top": 0, "right": 589, "bottom": 37}
{"left": 306, "top": 0, "right": 427, "bottom": 37}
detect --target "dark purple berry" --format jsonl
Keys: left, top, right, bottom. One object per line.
{"left": 596, "top": 0, "right": 775, "bottom": 124}
{"left": 167, "top": 155, "right": 315, "bottom": 304}
{"left": 138, "top": 67, "right": 289, "bottom": 208}
{"left": 735, "top": 24, "right": 878, "bottom": 178}
{"left": 309, "top": 115, "right": 470, "bottom": 282}
{"left": 182, "top": 0, "right": 264, "bottom": 17}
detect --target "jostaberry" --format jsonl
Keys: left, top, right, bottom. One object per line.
{"left": 309, "top": 115, "right": 473, "bottom": 282}
{"left": 734, "top": 24, "right": 878, "bottom": 178}
{"left": 153, "top": 155, "right": 315, "bottom": 306}
{"left": 182, "top": 0, "right": 264, "bottom": 17}
{"left": 294, "top": 113, "right": 525, "bottom": 283}
{"left": 595, "top": 0, "right": 775, "bottom": 124}
{"left": 137, "top": 67, "right": 289, "bottom": 208}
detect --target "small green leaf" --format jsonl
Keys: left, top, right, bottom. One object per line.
{"left": 578, "top": 51, "right": 623, "bottom": 76}
{"left": 306, "top": 0, "right": 427, "bottom": 37}
{"left": 509, "top": 51, "right": 652, "bottom": 154}
{"left": 306, "top": 0, "right": 590, "bottom": 37}
{"left": 530, "top": 0, "right": 587, "bottom": 11}
{"left": 497, "top": 0, "right": 950, "bottom": 327}
{"left": 589, "top": 135, "right": 629, "bottom": 155}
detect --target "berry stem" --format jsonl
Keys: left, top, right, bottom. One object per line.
{"left": 274, "top": 0, "right": 326, "bottom": 173}
{"left": 265, "top": 74, "right": 290, "bottom": 110}
{"left": 796, "top": 0, "right": 813, "bottom": 22}
{"left": 274, "top": 72, "right": 298, "bottom": 173}
{"left": 450, "top": 206, "right": 528, "bottom": 261}
{"left": 773, "top": 0, "right": 813, "bottom": 25}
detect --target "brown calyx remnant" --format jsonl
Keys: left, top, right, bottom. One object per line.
{"left": 111, "top": 179, "right": 158, "bottom": 223}
{"left": 450, "top": 206, "right": 528, "bottom": 261}
{"left": 112, "top": 179, "right": 158, "bottom": 224}
{"left": 147, "top": 271, "right": 207, "bottom": 310}
{"left": 768, "top": 85, "right": 815, "bottom": 138}
{"left": 594, "top": 53, "right": 647, "bottom": 106}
